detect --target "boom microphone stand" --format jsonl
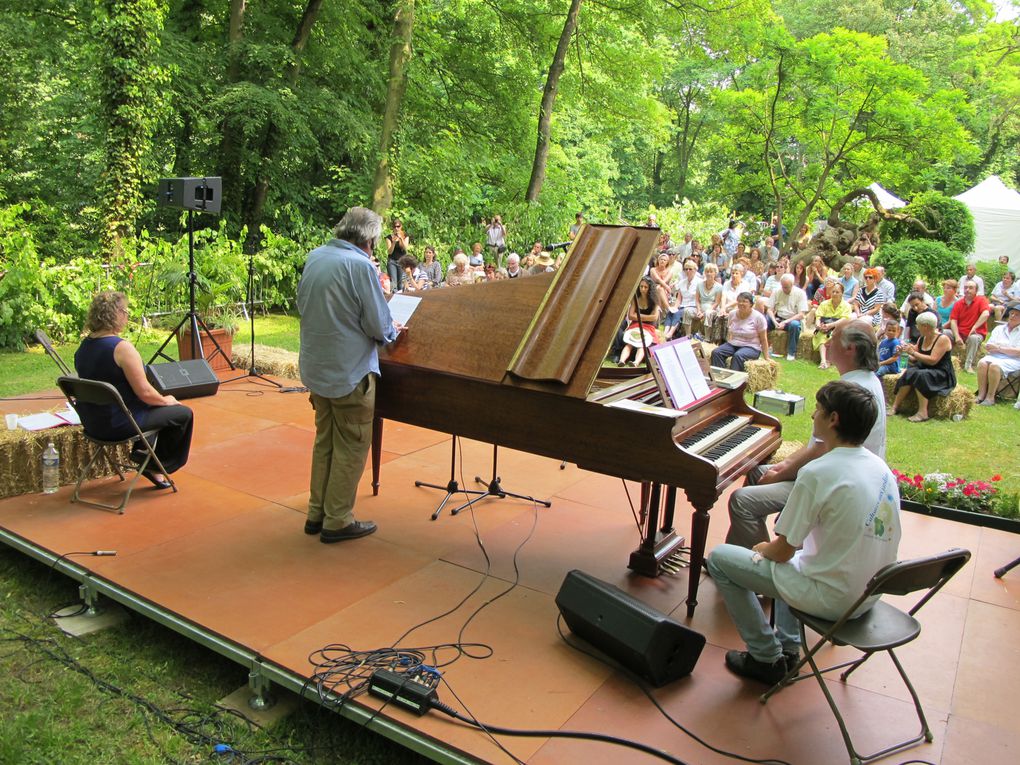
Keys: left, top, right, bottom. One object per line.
{"left": 223, "top": 249, "right": 282, "bottom": 388}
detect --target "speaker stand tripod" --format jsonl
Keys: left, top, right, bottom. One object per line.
{"left": 222, "top": 245, "right": 281, "bottom": 388}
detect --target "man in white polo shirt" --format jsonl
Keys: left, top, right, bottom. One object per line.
{"left": 766, "top": 274, "right": 808, "bottom": 361}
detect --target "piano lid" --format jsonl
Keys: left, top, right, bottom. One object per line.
{"left": 380, "top": 224, "right": 659, "bottom": 399}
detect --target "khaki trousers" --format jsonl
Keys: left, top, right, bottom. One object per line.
{"left": 307, "top": 374, "right": 376, "bottom": 531}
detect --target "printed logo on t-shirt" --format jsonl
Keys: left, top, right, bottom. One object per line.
{"left": 866, "top": 473, "right": 897, "bottom": 541}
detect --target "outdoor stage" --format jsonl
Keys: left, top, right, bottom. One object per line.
{"left": 0, "top": 377, "right": 1017, "bottom": 764}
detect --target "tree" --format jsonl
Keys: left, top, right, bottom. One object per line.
{"left": 371, "top": 0, "right": 415, "bottom": 216}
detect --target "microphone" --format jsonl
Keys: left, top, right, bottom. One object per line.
{"left": 547, "top": 241, "right": 571, "bottom": 252}
{"left": 93, "top": 550, "right": 118, "bottom": 556}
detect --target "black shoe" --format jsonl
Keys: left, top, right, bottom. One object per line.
{"left": 140, "top": 470, "right": 172, "bottom": 490}
{"left": 783, "top": 650, "right": 802, "bottom": 676}
{"left": 320, "top": 520, "right": 377, "bottom": 543}
{"left": 304, "top": 519, "right": 323, "bottom": 535}
{"left": 724, "top": 650, "right": 787, "bottom": 686}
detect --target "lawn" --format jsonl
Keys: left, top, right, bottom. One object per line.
{"left": 0, "top": 313, "right": 1017, "bottom": 763}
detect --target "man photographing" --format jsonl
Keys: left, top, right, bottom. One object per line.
{"left": 297, "top": 206, "right": 400, "bottom": 543}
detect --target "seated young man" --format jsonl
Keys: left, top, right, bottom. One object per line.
{"left": 707, "top": 380, "right": 901, "bottom": 685}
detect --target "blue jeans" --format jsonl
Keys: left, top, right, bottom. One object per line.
{"left": 710, "top": 342, "right": 760, "bottom": 371}
{"left": 766, "top": 316, "right": 801, "bottom": 356}
{"left": 706, "top": 543, "right": 802, "bottom": 663}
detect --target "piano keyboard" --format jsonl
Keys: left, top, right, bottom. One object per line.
{"left": 679, "top": 416, "right": 775, "bottom": 469}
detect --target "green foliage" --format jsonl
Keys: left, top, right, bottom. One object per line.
{"left": 881, "top": 191, "right": 976, "bottom": 253}
{"left": 873, "top": 239, "right": 966, "bottom": 300}
{"left": 975, "top": 260, "right": 1007, "bottom": 288}
{"left": 647, "top": 199, "right": 732, "bottom": 244}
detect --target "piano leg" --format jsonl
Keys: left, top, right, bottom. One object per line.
{"left": 371, "top": 416, "right": 383, "bottom": 496}
{"left": 627, "top": 482, "right": 685, "bottom": 578}
{"left": 685, "top": 501, "right": 711, "bottom": 619}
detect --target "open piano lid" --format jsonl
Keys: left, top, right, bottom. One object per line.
{"left": 381, "top": 224, "right": 659, "bottom": 399}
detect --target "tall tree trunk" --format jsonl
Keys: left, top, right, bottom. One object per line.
{"left": 99, "top": 0, "right": 164, "bottom": 258}
{"left": 219, "top": 0, "right": 247, "bottom": 219}
{"left": 371, "top": 0, "right": 415, "bottom": 216}
{"left": 242, "top": 0, "right": 324, "bottom": 252}
{"left": 226, "top": 0, "right": 246, "bottom": 82}
{"left": 525, "top": 0, "right": 583, "bottom": 202}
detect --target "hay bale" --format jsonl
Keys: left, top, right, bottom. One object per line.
{"left": 745, "top": 358, "right": 779, "bottom": 393}
{"left": 880, "top": 372, "right": 974, "bottom": 420}
{"left": 766, "top": 330, "right": 819, "bottom": 362}
{"left": 769, "top": 439, "right": 804, "bottom": 464}
{"left": 231, "top": 344, "right": 300, "bottom": 381}
{"left": 0, "top": 426, "right": 127, "bottom": 499}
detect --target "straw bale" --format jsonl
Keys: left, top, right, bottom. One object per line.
{"left": 880, "top": 372, "right": 974, "bottom": 420}
{"left": 0, "top": 427, "right": 127, "bottom": 499}
{"left": 768, "top": 439, "right": 803, "bottom": 464}
{"left": 744, "top": 359, "right": 779, "bottom": 393}
{"left": 232, "top": 345, "right": 301, "bottom": 382}
{"left": 766, "top": 330, "right": 819, "bottom": 362}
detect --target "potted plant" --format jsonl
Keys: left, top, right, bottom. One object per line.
{"left": 892, "top": 469, "right": 1020, "bottom": 533}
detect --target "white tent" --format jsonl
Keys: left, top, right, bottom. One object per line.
{"left": 868, "top": 182, "right": 906, "bottom": 209}
{"left": 953, "top": 175, "right": 1020, "bottom": 262}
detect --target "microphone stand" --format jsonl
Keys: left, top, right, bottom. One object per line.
{"left": 223, "top": 247, "right": 281, "bottom": 388}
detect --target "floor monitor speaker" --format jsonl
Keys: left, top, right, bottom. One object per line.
{"left": 147, "top": 360, "right": 220, "bottom": 399}
{"left": 555, "top": 569, "right": 705, "bottom": 687}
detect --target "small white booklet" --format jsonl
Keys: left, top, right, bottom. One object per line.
{"left": 386, "top": 294, "right": 422, "bottom": 328}
{"left": 17, "top": 407, "right": 80, "bottom": 431}
{"left": 649, "top": 337, "right": 713, "bottom": 410}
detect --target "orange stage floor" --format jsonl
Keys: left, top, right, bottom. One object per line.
{"left": 0, "top": 378, "right": 1017, "bottom": 764}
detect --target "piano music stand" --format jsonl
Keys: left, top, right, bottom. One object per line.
{"left": 448, "top": 444, "right": 552, "bottom": 516}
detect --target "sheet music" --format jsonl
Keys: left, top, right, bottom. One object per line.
{"left": 650, "top": 338, "right": 712, "bottom": 409}
{"left": 386, "top": 294, "right": 422, "bottom": 327}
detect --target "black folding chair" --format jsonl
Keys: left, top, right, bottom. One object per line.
{"left": 35, "top": 329, "right": 73, "bottom": 376}
{"left": 760, "top": 547, "right": 971, "bottom": 765}
{"left": 996, "top": 368, "right": 1020, "bottom": 402}
{"left": 56, "top": 376, "right": 177, "bottom": 513}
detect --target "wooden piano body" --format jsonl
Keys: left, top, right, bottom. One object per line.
{"left": 371, "top": 225, "right": 781, "bottom": 617}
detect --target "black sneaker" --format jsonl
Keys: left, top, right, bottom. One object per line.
{"left": 783, "top": 650, "right": 802, "bottom": 676}
{"left": 304, "top": 519, "right": 323, "bottom": 535}
{"left": 724, "top": 650, "right": 788, "bottom": 686}
{"left": 320, "top": 520, "right": 377, "bottom": 543}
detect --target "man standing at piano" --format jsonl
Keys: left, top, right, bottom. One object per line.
{"left": 725, "top": 319, "right": 885, "bottom": 549}
{"left": 297, "top": 206, "right": 400, "bottom": 543}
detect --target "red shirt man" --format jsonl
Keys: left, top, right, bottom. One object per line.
{"left": 949, "top": 281, "right": 991, "bottom": 372}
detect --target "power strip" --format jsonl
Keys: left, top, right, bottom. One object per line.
{"left": 367, "top": 668, "right": 439, "bottom": 716}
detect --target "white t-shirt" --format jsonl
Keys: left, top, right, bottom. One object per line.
{"left": 773, "top": 447, "right": 901, "bottom": 619}
{"left": 839, "top": 368, "right": 887, "bottom": 459}
{"left": 676, "top": 274, "right": 702, "bottom": 308}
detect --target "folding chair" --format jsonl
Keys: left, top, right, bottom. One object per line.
{"left": 760, "top": 547, "right": 971, "bottom": 765}
{"left": 56, "top": 375, "right": 177, "bottom": 513}
{"left": 35, "top": 329, "right": 74, "bottom": 376}
{"left": 996, "top": 368, "right": 1020, "bottom": 402}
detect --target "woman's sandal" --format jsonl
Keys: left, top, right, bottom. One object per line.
{"left": 907, "top": 414, "right": 929, "bottom": 423}
{"left": 140, "top": 470, "right": 172, "bottom": 490}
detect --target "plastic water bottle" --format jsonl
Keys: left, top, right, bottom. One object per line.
{"left": 42, "top": 442, "right": 59, "bottom": 494}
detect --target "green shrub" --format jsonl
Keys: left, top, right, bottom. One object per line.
{"left": 881, "top": 191, "right": 975, "bottom": 254}
{"left": 873, "top": 239, "right": 966, "bottom": 300}
{"left": 975, "top": 261, "right": 1007, "bottom": 290}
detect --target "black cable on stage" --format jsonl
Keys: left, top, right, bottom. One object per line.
{"left": 555, "top": 615, "right": 792, "bottom": 765}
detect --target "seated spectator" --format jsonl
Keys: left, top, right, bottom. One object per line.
{"left": 711, "top": 292, "right": 769, "bottom": 372}
{"left": 445, "top": 252, "right": 474, "bottom": 286}
{"left": 875, "top": 266, "right": 896, "bottom": 303}
{"left": 398, "top": 255, "right": 426, "bottom": 292}
{"left": 879, "top": 302, "right": 901, "bottom": 339}
{"left": 805, "top": 255, "right": 829, "bottom": 301}
{"left": 766, "top": 274, "right": 808, "bottom": 361}
{"left": 934, "top": 278, "right": 958, "bottom": 325}
{"left": 74, "top": 291, "right": 194, "bottom": 488}
{"left": 855, "top": 269, "right": 885, "bottom": 328}
{"left": 791, "top": 259, "right": 808, "bottom": 290}
{"left": 850, "top": 255, "right": 866, "bottom": 286}
{"left": 421, "top": 245, "right": 443, "bottom": 288}
{"left": 959, "top": 262, "right": 985, "bottom": 296}
{"left": 469, "top": 242, "right": 485, "bottom": 270}
{"left": 505, "top": 253, "right": 526, "bottom": 279}
{"left": 722, "top": 263, "right": 748, "bottom": 313}
{"left": 650, "top": 252, "right": 680, "bottom": 314}
{"left": 837, "top": 262, "right": 859, "bottom": 304}
{"left": 707, "top": 380, "right": 900, "bottom": 686}
{"left": 482, "top": 262, "right": 498, "bottom": 281}
{"left": 877, "top": 320, "right": 904, "bottom": 376}
{"left": 990, "top": 271, "right": 1020, "bottom": 321}
{"left": 666, "top": 259, "right": 702, "bottom": 341}
{"left": 898, "top": 279, "right": 934, "bottom": 316}
{"left": 693, "top": 263, "right": 724, "bottom": 342}
{"left": 949, "top": 281, "right": 991, "bottom": 373}
{"left": 748, "top": 247, "right": 765, "bottom": 277}
{"left": 891, "top": 312, "right": 956, "bottom": 422}
{"left": 708, "top": 242, "right": 729, "bottom": 281}
{"left": 530, "top": 251, "right": 556, "bottom": 275}
{"left": 619, "top": 278, "right": 661, "bottom": 368}
{"left": 975, "top": 304, "right": 1020, "bottom": 404}
{"left": 760, "top": 262, "right": 783, "bottom": 301}
{"left": 813, "top": 282, "right": 853, "bottom": 369}
{"left": 903, "top": 291, "right": 940, "bottom": 343}
{"left": 738, "top": 257, "right": 760, "bottom": 293}
{"left": 521, "top": 253, "right": 537, "bottom": 272}
{"left": 762, "top": 236, "right": 780, "bottom": 263}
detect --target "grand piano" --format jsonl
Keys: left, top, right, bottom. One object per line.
{"left": 371, "top": 224, "right": 781, "bottom": 618}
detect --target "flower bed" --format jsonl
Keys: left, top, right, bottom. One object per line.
{"left": 893, "top": 469, "right": 1020, "bottom": 533}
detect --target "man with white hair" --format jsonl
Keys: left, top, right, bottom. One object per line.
{"left": 298, "top": 206, "right": 400, "bottom": 543}
{"left": 505, "top": 252, "right": 526, "bottom": 278}
{"left": 875, "top": 266, "right": 896, "bottom": 303}
{"left": 763, "top": 236, "right": 780, "bottom": 263}
{"left": 766, "top": 273, "right": 808, "bottom": 361}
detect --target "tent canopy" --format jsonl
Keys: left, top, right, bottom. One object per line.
{"left": 953, "top": 175, "right": 1020, "bottom": 262}
{"left": 867, "top": 182, "right": 906, "bottom": 209}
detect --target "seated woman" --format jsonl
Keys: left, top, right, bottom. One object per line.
{"left": 711, "top": 291, "right": 769, "bottom": 372}
{"left": 445, "top": 252, "right": 474, "bottom": 286}
{"left": 420, "top": 245, "right": 443, "bottom": 288}
{"left": 837, "top": 262, "right": 859, "bottom": 304}
{"left": 890, "top": 312, "right": 956, "bottom": 422}
{"left": 693, "top": 263, "right": 724, "bottom": 342}
{"left": 669, "top": 260, "right": 702, "bottom": 340}
{"left": 990, "top": 271, "right": 1020, "bottom": 321}
{"left": 398, "top": 255, "right": 427, "bottom": 292}
{"left": 619, "top": 278, "right": 661, "bottom": 367}
{"left": 975, "top": 304, "right": 1020, "bottom": 404}
{"left": 74, "top": 291, "right": 194, "bottom": 488}
{"left": 804, "top": 255, "right": 829, "bottom": 301}
{"left": 934, "top": 278, "right": 958, "bottom": 325}
{"left": 812, "top": 281, "right": 853, "bottom": 369}
{"left": 855, "top": 268, "right": 885, "bottom": 328}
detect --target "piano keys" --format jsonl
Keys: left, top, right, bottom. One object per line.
{"left": 371, "top": 224, "right": 781, "bottom": 618}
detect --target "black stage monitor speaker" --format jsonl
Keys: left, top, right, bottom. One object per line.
{"left": 147, "top": 360, "right": 220, "bottom": 400}
{"left": 555, "top": 569, "right": 705, "bottom": 687}
{"left": 158, "top": 177, "right": 222, "bottom": 214}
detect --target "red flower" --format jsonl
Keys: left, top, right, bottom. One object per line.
{"left": 992, "top": 475, "right": 1002, "bottom": 482}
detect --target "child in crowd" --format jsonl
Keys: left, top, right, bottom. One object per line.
{"left": 877, "top": 320, "right": 904, "bottom": 376}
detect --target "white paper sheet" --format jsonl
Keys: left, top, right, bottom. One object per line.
{"left": 386, "top": 294, "right": 422, "bottom": 327}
